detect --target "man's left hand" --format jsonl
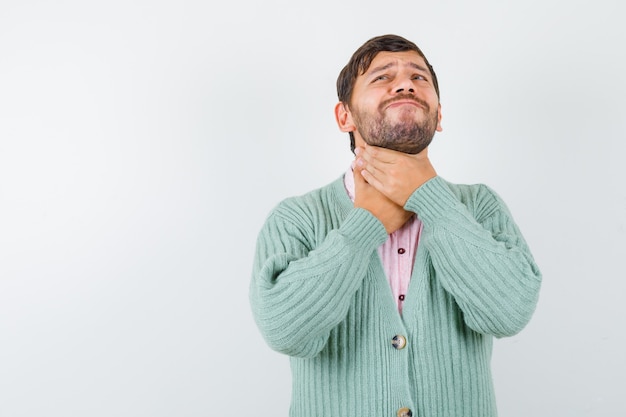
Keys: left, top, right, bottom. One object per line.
{"left": 355, "top": 144, "right": 437, "bottom": 207}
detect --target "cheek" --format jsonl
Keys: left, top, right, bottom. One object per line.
{"left": 357, "top": 95, "right": 383, "bottom": 114}
{"left": 424, "top": 89, "right": 440, "bottom": 105}
{"left": 352, "top": 86, "right": 385, "bottom": 109}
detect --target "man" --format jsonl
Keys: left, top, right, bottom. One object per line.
{"left": 250, "top": 34, "right": 541, "bottom": 417}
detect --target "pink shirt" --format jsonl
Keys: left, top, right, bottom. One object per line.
{"left": 343, "top": 169, "right": 422, "bottom": 313}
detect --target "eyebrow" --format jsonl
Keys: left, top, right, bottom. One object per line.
{"left": 367, "top": 61, "right": 429, "bottom": 76}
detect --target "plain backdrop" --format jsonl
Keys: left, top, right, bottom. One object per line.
{"left": 0, "top": 0, "right": 624, "bottom": 416}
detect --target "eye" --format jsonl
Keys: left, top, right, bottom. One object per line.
{"left": 372, "top": 75, "right": 389, "bottom": 83}
{"left": 412, "top": 74, "right": 427, "bottom": 81}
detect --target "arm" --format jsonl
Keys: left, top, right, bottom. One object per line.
{"left": 250, "top": 201, "right": 387, "bottom": 358}
{"left": 407, "top": 177, "right": 542, "bottom": 337}
{"left": 355, "top": 144, "right": 541, "bottom": 337}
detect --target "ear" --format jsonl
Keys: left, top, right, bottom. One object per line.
{"left": 436, "top": 103, "right": 443, "bottom": 132}
{"left": 334, "top": 102, "right": 356, "bottom": 133}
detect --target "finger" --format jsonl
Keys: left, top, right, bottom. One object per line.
{"left": 361, "top": 150, "right": 393, "bottom": 184}
{"left": 363, "top": 144, "right": 398, "bottom": 163}
{"left": 360, "top": 168, "right": 384, "bottom": 192}
{"left": 353, "top": 166, "right": 372, "bottom": 188}
{"left": 356, "top": 149, "right": 383, "bottom": 177}
{"left": 361, "top": 159, "right": 376, "bottom": 178}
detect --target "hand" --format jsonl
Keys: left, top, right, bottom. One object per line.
{"left": 355, "top": 144, "right": 437, "bottom": 206}
{"left": 353, "top": 167, "right": 413, "bottom": 234}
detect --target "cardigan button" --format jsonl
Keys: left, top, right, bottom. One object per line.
{"left": 397, "top": 407, "right": 412, "bottom": 417}
{"left": 391, "top": 335, "right": 407, "bottom": 350}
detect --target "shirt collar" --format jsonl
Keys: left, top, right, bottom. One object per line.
{"left": 343, "top": 165, "right": 356, "bottom": 203}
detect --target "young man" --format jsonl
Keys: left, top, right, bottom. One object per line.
{"left": 250, "top": 34, "right": 542, "bottom": 417}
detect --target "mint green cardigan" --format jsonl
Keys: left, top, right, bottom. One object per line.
{"left": 250, "top": 175, "right": 541, "bottom": 417}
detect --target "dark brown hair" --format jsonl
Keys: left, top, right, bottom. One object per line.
{"left": 336, "top": 34, "right": 440, "bottom": 152}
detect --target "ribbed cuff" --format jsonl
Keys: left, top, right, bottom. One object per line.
{"left": 339, "top": 207, "right": 388, "bottom": 250}
{"left": 404, "top": 176, "right": 469, "bottom": 225}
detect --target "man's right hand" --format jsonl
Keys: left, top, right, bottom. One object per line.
{"left": 353, "top": 167, "right": 413, "bottom": 234}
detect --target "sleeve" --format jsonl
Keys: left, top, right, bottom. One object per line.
{"left": 249, "top": 202, "right": 388, "bottom": 358}
{"left": 404, "top": 176, "right": 542, "bottom": 338}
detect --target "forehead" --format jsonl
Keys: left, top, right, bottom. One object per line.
{"left": 363, "top": 50, "right": 428, "bottom": 74}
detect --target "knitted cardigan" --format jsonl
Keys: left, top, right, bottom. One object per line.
{"left": 250, "top": 175, "right": 542, "bottom": 417}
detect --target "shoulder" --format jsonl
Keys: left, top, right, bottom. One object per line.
{"left": 442, "top": 178, "right": 496, "bottom": 201}
{"left": 440, "top": 178, "right": 511, "bottom": 221}
{"left": 265, "top": 176, "right": 349, "bottom": 226}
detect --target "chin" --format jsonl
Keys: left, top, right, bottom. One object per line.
{"left": 387, "top": 144, "right": 426, "bottom": 155}
{"left": 368, "top": 138, "right": 432, "bottom": 155}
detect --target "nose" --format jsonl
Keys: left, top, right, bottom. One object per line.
{"left": 394, "top": 77, "right": 415, "bottom": 94}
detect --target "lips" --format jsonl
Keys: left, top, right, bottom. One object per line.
{"left": 386, "top": 100, "right": 422, "bottom": 109}
{"left": 381, "top": 95, "right": 429, "bottom": 112}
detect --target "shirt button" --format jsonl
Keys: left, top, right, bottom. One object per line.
{"left": 398, "top": 248, "right": 406, "bottom": 254}
{"left": 391, "top": 335, "right": 407, "bottom": 350}
{"left": 397, "top": 407, "right": 413, "bottom": 417}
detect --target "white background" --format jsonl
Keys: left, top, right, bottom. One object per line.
{"left": 0, "top": 0, "right": 624, "bottom": 416}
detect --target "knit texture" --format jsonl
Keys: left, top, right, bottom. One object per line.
{"left": 250, "top": 175, "right": 542, "bottom": 417}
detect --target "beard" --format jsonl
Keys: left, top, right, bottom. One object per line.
{"left": 352, "top": 95, "right": 439, "bottom": 154}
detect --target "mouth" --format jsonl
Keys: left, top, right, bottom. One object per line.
{"left": 382, "top": 96, "right": 429, "bottom": 112}
{"left": 386, "top": 100, "right": 423, "bottom": 110}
